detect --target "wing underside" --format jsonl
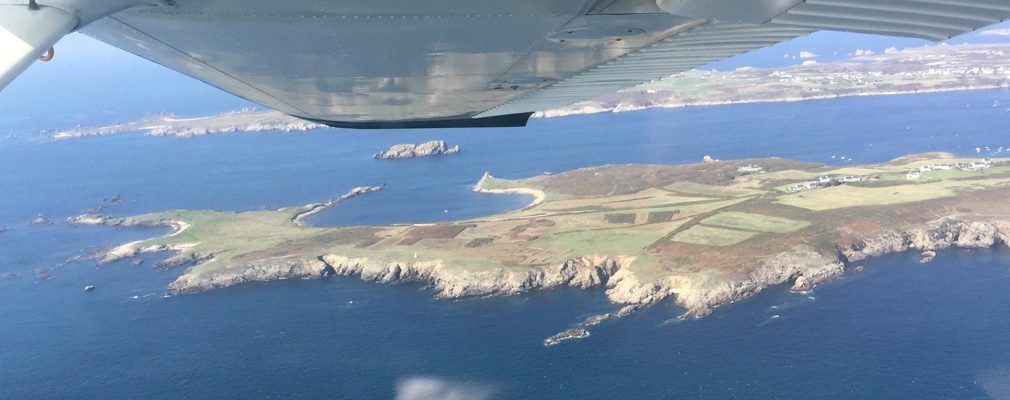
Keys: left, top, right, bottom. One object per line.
{"left": 2, "top": 0, "right": 1009, "bottom": 127}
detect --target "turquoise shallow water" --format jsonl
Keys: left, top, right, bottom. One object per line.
{"left": 2, "top": 90, "right": 1010, "bottom": 398}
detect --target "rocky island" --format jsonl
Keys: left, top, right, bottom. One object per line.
{"left": 374, "top": 140, "right": 461, "bottom": 159}
{"left": 78, "top": 153, "right": 1010, "bottom": 344}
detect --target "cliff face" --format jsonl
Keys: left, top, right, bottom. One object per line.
{"left": 593, "top": 218, "right": 1008, "bottom": 317}
{"left": 168, "top": 254, "right": 622, "bottom": 297}
{"left": 604, "top": 246, "right": 845, "bottom": 317}
{"left": 160, "top": 243, "right": 848, "bottom": 318}
{"left": 840, "top": 220, "right": 1010, "bottom": 262}
{"left": 374, "top": 140, "right": 461, "bottom": 159}
{"left": 167, "top": 258, "right": 328, "bottom": 293}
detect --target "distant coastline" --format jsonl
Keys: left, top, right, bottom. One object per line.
{"left": 535, "top": 84, "right": 1010, "bottom": 118}
{"left": 43, "top": 43, "right": 1010, "bottom": 139}
{"left": 537, "top": 43, "right": 1010, "bottom": 118}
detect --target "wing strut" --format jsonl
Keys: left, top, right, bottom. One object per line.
{"left": 0, "top": 3, "right": 77, "bottom": 89}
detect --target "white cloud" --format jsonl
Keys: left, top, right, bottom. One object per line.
{"left": 798, "top": 51, "right": 818, "bottom": 59}
{"left": 981, "top": 28, "right": 1010, "bottom": 36}
{"left": 397, "top": 377, "right": 495, "bottom": 400}
{"left": 801, "top": 60, "right": 817, "bottom": 66}
{"left": 884, "top": 46, "right": 899, "bottom": 54}
{"left": 853, "top": 49, "right": 875, "bottom": 56}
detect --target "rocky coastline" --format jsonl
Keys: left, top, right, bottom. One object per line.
{"left": 89, "top": 214, "right": 1010, "bottom": 344}
{"left": 71, "top": 151, "right": 1010, "bottom": 346}
{"left": 138, "top": 217, "right": 1005, "bottom": 345}
{"left": 167, "top": 254, "right": 622, "bottom": 297}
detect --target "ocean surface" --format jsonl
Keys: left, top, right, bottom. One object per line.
{"left": 2, "top": 90, "right": 1010, "bottom": 399}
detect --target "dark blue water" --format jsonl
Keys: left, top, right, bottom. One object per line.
{"left": 3, "top": 90, "right": 1010, "bottom": 399}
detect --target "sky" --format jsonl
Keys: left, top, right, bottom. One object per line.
{"left": 3, "top": 20, "right": 1010, "bottom": 133}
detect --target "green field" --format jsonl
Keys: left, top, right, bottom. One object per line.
{"left": 776, "top": 177, "right": 1010, "bottom": 210}
{"left": 701, "top": 211, "right": 809, "bottom": 233}
{"left": 672, "top": 225, "right": 758, "bottom": 246}
{"left": 664, "top": 182, "right": 765, "bottom": 197}
{"left": 531, "top": 220, "right": 686, "bottom": 257}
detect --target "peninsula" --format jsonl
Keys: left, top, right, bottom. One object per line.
{"left": 79, "top": 153, "right": 1010, "bottom": 341}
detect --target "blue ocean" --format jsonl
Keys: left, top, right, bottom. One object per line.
{"left": 3, "top": 90, "right": 1010, "bottom": 399}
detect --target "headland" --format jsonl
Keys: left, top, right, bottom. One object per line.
{"left": 75, "top": 153, "right": 1010, "bottom": 342}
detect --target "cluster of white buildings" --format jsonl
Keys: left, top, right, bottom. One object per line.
{"left": 906, "top": 159, "right": 992, "bottom": 180}
{"left": 786, "top": 175, "right": 864, "bottom": 192}
{"left": 737, "top": 164, "right": 764, "bottom": 174}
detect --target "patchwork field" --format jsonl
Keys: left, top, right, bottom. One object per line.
{"left": 672, "top": 225, "right": 758, "bottom": 246}
{"left": 701, "top": 212, "right": 809, "bottom": 234}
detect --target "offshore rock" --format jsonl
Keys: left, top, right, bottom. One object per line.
{"left": 29, "top": 215, "right": 51, "bottom": 225}
{"left": 374, "top": 140, "right": 461, "bottom": 159}
{"left": 544, "top": 327, "right": 590, "bottom": 347}
{"left": 66, "top": 213, "right": 120, "bottom": 225}
{"left": 616, "top": 305, "right": 640, "bottom": 318}
{"left": 582, "top": 313, "right": 613, "bottom": 326}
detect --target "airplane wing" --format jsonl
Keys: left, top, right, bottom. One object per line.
{"left": 2, "top": 0, "right": 1008, "bottom": 128}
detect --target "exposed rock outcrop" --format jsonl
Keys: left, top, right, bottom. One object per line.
{"left": 603, "top": 219, "right": 1010, "bottom": 318}
{"left": 544, "top": 327, "right": 590, "bottom": 346}
{"left": 840, "top": 219, "right": 1010, "bottom": 262}
{"left": 168, "top": 258, "right": 327, "bottom": 293}
{"left": 66, "top": 213, "right": 120, "bottom": 225}
{"left": 374, "top": 140, "right": 460, "bottom": 159}
{"left": 165, "top": 254, "right": 622, "bottom": 297}
{"left": 29, "top": 215, "right": 51, "bottom": 225}
{"left": 582, "top": 313, "right": 612, "bottom": 326}
{"left": 791, "top": 276, "right": 813, "bottom": 292}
